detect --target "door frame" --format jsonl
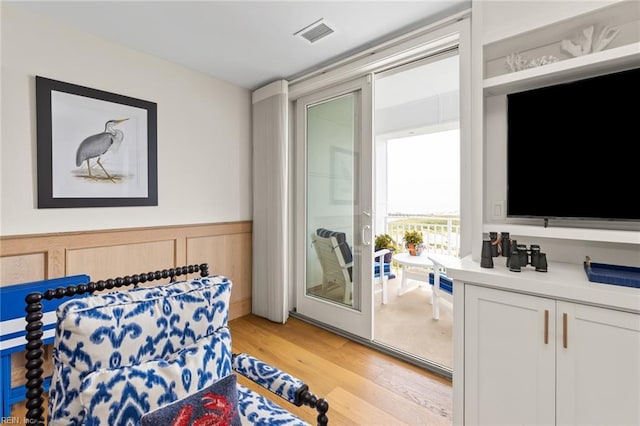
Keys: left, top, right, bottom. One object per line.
{"left": 293, "top": 75, "right": 375, "bottom": 339}
{"left": 287, "top": 17, "right": 471, "bottom": 374}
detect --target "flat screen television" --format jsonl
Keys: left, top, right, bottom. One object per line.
{"left": 506, "top": 66, "right": 640, "bottom": 222}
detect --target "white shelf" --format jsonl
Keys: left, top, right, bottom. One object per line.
{"left": 441, "top": 255, "right": 640, "bottom": 313}
{"left": 483, "top": 42, "right": 640, "bottom": 96}
{"left": 483, "top": 223, "right": 640, "bottom": 245}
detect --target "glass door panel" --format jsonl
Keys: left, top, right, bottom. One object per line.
{"left": 295, "top": 76, "right": 374, "bottom": 339}
{"left": 372, "top": 51, "right": 460, "bottom": 371}
{"left": 306, "top": 94, "right": 357, "bottom": 307}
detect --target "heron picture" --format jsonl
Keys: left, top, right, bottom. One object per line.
{"left": 36, "top": 76, "right": 157, "bottom": 208}
{"left": 75, "top": 118, "right": 129, "bottom": 182}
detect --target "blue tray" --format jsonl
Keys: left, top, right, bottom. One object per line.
{"left": 584, "top": 261, "right": 640, "bottom": 289}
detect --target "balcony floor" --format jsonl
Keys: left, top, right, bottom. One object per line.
{"left": 374, "top": 273, "right": 453, "bottom": 370}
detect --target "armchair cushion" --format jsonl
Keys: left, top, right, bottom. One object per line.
{"left": 374, "top": 262, "right": 396, "bottom": 280}
{"left": 236, "top": 384, "right": 307, "bottom": 425}
{"left": 428, "top": 271, "right": 454, "bottom": 295}
{"left": 140, "top": 374, "right": 241, "bottom": 426}
{"left": 232, "top": 353, "right": 305, "bottom": 405}
{"left": 49, "top": 276, "right": 232, "bottom": 425}
{"left": 79, "top": 328, "right": 232, "bottom": 425}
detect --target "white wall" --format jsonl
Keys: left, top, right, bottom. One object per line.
{"left": 0, "top": 4, "right": 252, "bottom": 236}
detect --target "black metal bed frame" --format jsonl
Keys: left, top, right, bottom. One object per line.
{"left": 23, "top": 263, "right": 209, "bottom": 424}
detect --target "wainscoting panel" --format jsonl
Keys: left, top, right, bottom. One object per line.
{"left": 0, "top": 221, "right": 252, "bottom": 317}
{"left": 186, "top": 231, "right": 253, "bottom": 320}
{"left": 67, "top": 240, "right": 176, "bottom": 284}
{"left": 0, "top": 253, "right": 46, "bottom": 287}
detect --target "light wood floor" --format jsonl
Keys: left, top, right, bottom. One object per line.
{"left": 9, "top": 314, "right": 453, "bottom": 425}
{"left": 231, "top": 314, "right": 453, "bottom": 426}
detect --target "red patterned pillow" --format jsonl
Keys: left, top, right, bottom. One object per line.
{"left": 140, "top": 374, "right": 241, "bottom": 426}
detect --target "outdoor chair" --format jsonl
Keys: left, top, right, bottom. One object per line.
{"left": 311, "top": 228, "right": 395, "bottom": 304}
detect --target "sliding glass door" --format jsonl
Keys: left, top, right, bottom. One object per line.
{"left": 373, "top": 51, "right": 460, "bottom": 371}
{"left": 295, "top": 76, "right": 375, "bottom": 339}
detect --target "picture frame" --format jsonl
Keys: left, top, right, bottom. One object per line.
{"left": 36, "top": 76, "right": 158, "bottom": 208}
{"left": 330, "top": 146, "right": 354, "bottom": 205}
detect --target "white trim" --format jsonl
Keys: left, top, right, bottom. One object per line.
{"left": 374, "top": 47, "right": 459, "bottom": 80}
{"left": 469, "top": 0, "right": 484, "bottom": 263}
{"left": 458, "top": 15, "right": 474, "bottom": 261}
{"left": 295, "top": 76, "right": 375, "bottom": 340}
{"left": 0, "top": 328, "right": 55, "bottom": 352}
{"left": 289, "top": 10, "right": 470, "bottom": 100}
{"left": 252, "top": 79, "right": 288, "bottom": 104}
{"left": 0, "top": 311, "right": 57, "bottom": 336}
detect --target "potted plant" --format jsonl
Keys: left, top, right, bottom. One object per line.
{"left": 403, "top": 230, "right": 424, "bottom": 256}
{"left": 374, "top": 234, "right": 398, "bottom": 263}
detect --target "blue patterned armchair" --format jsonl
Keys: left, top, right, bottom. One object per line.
{"left": 23, "top": 264, "right": 328, "bottom": 425}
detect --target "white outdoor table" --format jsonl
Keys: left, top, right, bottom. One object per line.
{"left": 392, "top": 252, "right": 458, "bottom": 320}
{"left": 392, "top": 251, "right": 434, "bottom": 296}
{"left": 393, "top": 253, "right": 439, "bottom": 310}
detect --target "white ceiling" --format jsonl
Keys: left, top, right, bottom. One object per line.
{"left": 9, "top": 1, "right": 469, "bottom": 90}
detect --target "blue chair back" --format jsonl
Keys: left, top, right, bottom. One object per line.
{"left": 0, "top": 275, "right": 90, "bottom": 418}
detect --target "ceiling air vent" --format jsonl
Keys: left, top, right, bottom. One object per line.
{"left": 295, "top": 18, "right": 334, "bottom": 43}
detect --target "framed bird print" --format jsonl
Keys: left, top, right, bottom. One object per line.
{"left": 35, "top": 76, "right": 158, "bottom": 208}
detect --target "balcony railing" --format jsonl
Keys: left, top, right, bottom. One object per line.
{"left": 384, "top": 215, "right": 460, "bottom": 257}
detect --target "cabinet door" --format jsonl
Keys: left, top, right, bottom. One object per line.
{"left": 465, "top": 285, "right": 556, "bottom": 425}
{"left": 556, "top": 302, "right": 640, "bottom": 426}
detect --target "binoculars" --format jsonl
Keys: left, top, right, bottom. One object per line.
{"left": 481, "top": 232, "right": 548, "bottom": 272}
{"left": 507, "top": 243, "right": 548, "bottom": 272}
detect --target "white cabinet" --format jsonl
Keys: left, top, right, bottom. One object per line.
{"left": 464, "top": 286, "right": 556, "bottom": 425}
{"left": 556, "top": 302, "right": 640, "bottom": 426}
{"left": 464, "top": 285, "right": 640, "bottom": 426}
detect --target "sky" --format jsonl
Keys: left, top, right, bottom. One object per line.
{"left": 386, "top": 129, "right": 460, "bottom": 215}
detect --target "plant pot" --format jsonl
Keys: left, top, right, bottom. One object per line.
{"left": 407, "top": 243, "right": 417, "bottom": 256}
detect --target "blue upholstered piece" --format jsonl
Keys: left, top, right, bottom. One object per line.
{"left": 140, "top": 374, "right": 241, "bottom": 426}
{"left": 80, "top": 328, "right": 232, "bottom": 425}
{"left": 48, "top": 276, "right": 232, "bottom": 426}
{"left": 236, "top": 384, "right": 307, "bottom": 425}
{"left": 232, "top": 353, "right": 305, "bottom": 405}
{"left": 428, "top": 272, "right": 454, "bottom": 295}
{"left": 48, "top": 275, "right": 316, "bottom": 426}
{"left": 0, "top": 275, "right": 90, "bottom": 419}
{"left": 374, "top": 262, "right": 396, "bottom": 280}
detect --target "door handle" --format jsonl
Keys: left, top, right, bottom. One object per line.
{"left": 361, "top": 211, "right": 372, "bottom": 245}
{"left": 362, "top": 225, "right": 371, "bottom": 246}
{"left": 544, "top": 309, "right": 549, "bottom": 344}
